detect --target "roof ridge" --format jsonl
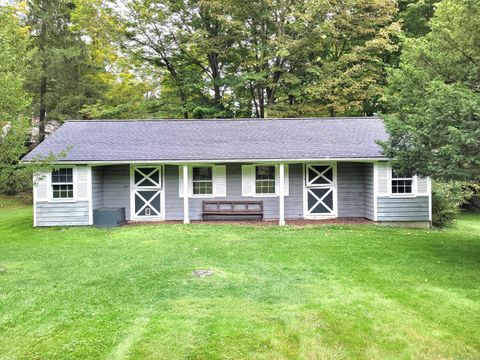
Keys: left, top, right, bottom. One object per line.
{"left": 66, "top": 116, "right": 380, "bottom": 123}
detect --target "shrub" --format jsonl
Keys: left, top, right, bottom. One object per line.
{"left": 431, "top": 181, "right": 472, "bottom": 228}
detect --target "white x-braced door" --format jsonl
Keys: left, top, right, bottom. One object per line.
{"left": 130, "top": 166, "right": 164, "bottom": 220}
{"left": 304, "top": 164, "right": 337, "bottom": 217}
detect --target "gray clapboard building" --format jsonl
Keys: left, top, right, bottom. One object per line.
{"left": 23, "top": 117, "right": 431, "bottom": 227}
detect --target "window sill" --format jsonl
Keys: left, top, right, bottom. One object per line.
{"left": 48, "top": 199, "right": 77, "bottom": 203}
{"left": 190, "top": 194, "right": 216, "bottom": 199}
{"left": 388, "top": 194, "right": 416, "bottom": 198}
{"left": 253, "top": 193, "right": 278, "bottom": 198}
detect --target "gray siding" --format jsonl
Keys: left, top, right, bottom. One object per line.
{"left": 376, "top": 196, "right": 430, "bottom": 221}
{"left": 92, "top": 166, "right": 104, "bottom": 210}
{"left": 102, "top": 165, "right": 131, "bottom": 219}
{"left": 363, "top": 163, "right": 375, "bottom": 220}
{"left": 337, "top": 163, "right": 365, "bottom": 217}
{"left": 36, "top": 201, "right": 89, "bottom": 226}
{"left": 164, "top": 164, "right": 304, "bottom": 220}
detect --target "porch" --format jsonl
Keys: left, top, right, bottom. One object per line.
{"left": 91, "top": 162, "right": 375, "bottom": 225}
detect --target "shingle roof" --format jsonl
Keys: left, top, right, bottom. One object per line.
{"left": 22, "top": 117, "right": 388, "bottom": 162}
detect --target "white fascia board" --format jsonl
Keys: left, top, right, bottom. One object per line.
{"left": 39, "top": 157, "right": 388, "bottom": 166}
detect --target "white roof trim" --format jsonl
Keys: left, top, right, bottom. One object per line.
{"left": 28, "top": 157, "right": 389, "bottom": 165}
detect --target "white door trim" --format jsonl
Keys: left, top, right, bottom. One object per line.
{"left": 303, "top": 163, "right": 338, "bottom": 219}
{"left": 130, "top": 165, "right": 165, "bottom": 221}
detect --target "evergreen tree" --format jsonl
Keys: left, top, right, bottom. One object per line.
{"left": 26, "top": 0, "right": 105, "bottom": 141}
{"left": 382, "top": 0, "right": 480, "bottom": 181}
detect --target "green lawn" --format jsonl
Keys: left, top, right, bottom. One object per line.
{"left": 0, "top": 198, "right": 479, "bottom": 359}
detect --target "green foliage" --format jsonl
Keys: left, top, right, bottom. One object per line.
{"left": 0, "top": 6, "right": 31, "bottom": 123}
{"left": 115, "top": 0, "right": 400, "bottom": 118}
{"left": 25, "top": 0, "right": 107, "bottom": 124}
{"left": 0, "top": 7, "right": 32, "bottom": 196}
{"left": 382, "top": 0, "right": 480, "bottom": 182}
{"left": 398, "top": 0, "right": 440, "bottom": 37}
{"left": 431, "top": 181, "right": 472, "bottom": 228}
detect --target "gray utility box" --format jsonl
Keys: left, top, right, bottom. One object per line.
{"left": 93, "top": 207, "right": 126, "bottom": 227}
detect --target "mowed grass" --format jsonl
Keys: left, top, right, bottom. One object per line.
{"left": 0, "top": 197, "right": 479, "bottom": 359}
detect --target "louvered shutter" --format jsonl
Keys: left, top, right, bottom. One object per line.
{"left": 376, "top": 162, "right": 390, "bottom": 195}
{"left": 76, "top": 166, "right": 89, "bottom": 200}
{"left": 416, "top": 177, "right": 429, "bottom": 195}
{"left": 213, "top": 165, "right": 226, "bottom": 197}
{"left": 241, "top": 165, "right": 255, "bottom": 196}
{"left": 34, "top": 172, "right": 49, "bottom": 201}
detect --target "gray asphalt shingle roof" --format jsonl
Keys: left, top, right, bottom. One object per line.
{"left": 23, "top": 117, "right": 388, "bottom": 162}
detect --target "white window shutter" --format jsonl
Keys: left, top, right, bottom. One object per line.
{"left": 76, "top": 166, "right": 89, "bottom": 199}
{"left": 33, "top": 172, "right": 49, "bottom": 201}
{"left": 213, "top": 165, "right": 226, "bottom": 197}
{"left": 376, "top": 162, "right": 389, "bottom": 195}
{"left": 416, "top": 177, "right": 428, "bottom": 195}
{"left": 241, "top": 165, "right": 255, "bottom": 196}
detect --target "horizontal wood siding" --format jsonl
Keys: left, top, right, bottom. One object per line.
{"left": 164, "top": 164, "right": 303, "bottom": 220}
{"left": 363, "top": 163, "right": 375, "bottom": 220}
{"left": 92, "top": 166, "right": 104, "bottom": 210}
{"left": 285, "top": 164, "right": 304, "bottom": 219}
{"left": 337, "top": 163, "right": 365, "bottom": 217}
{"left": 377, "top": 196, "right": 430, "bottom": 221}
{"left": 164, "top": 165, "right": 184, "bottom": 220}
{"left": 35, "top": 201, "right": 89, "bottom": 226}
{"left": 102, "top": 165, "right": 131, "bottom": 220}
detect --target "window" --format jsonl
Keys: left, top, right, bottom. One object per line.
{"left": 51, "top": 168, "right": 74, "bottom": 199}
{"left": 255, "top": 166, "right": 275, "bottom": 194}
{"left": 192, "top": 167, "right": 213, "bottom": 195}
{"left": 391, "top": 170, "right": 413, "bottom": 195}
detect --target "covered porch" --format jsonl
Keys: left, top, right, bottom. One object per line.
{"left": 91, "top": 162, "right": 375, "bottom": 226}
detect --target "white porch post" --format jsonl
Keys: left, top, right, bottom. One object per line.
{"left": 279, "top": 163, "right": 285, "bottom": 226}
{"left": 183, "top": 165, "right": 190, "bottom": 224}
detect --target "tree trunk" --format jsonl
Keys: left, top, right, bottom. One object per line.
{"left": 257, "top": 86, "right": 265, "bottom": 118}
{"left": 38, "top": 74, "right": 47, "bottom": 142}
{"left": 38, "top": 20, "right": 47, "bottom": 143}
{"left": 207, "top": 52, "right": 222, "bottom": 103}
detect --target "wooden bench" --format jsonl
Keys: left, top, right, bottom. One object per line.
{"left": 202, "top": 200, "right": 263, "bottom": 221}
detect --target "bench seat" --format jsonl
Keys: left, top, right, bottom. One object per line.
{"left": 202, "top": 201, "right": 263, "bottom": 221}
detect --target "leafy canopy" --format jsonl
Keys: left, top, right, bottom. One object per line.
{"left": 381, "top": 0, "right": 480, "bottom": 181}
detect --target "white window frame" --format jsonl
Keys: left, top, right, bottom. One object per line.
{"left": 254, "top": 165, "right": 277, "bottom": 197}
{"left": 390, "top": 167, "right": 417, "bottom": 198}
{"left": 191, "top": 165, "right": 214, "bottom": 198}
{"left": 49, "top": 166, "right": 76, "bottom": 202}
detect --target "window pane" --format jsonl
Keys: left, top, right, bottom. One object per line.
{"left": 52, "top": 184, "right": 73, "bottom": 199}
{"left": 193, "top": 167, "right": 212, "bottom": 181}
{"left": 193, "top": 181, "right": 213, "bottom": 195}
{"left": 256, "top": 166, "right": 275, "bottom": 180}
{"left": 52, "top": 168, "right": 73, "bottom": 183}
{"left": 392, "top": 179, "right": 413, "bottom": 194}
{"left": 256, "top": 180, "right": 275, "bottom": 194}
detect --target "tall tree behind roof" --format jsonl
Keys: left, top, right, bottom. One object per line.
{"left": 25, "top": 0, "right": 105, "bottom": 141}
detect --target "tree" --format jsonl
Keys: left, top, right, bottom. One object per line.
{"left": 26, "top": 0, "right": 105, "bottom": 141}
{"left": 397, "top": 0, "right": 439, "bottom": 38}
{"left": 115, "top": 0, "right": 400, "bottom": 118}
{"left": 381, "top": 0, "right": 480, "bottom": 182}
{"left": 0, "top": 6, "right": 32, "bottom": 195}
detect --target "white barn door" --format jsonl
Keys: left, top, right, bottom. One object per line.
{"left": 130, "top": 166, "right": 164, "bottom": 220}
{"left": 304, "top": 164, "right": 337, "bottom": 218}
